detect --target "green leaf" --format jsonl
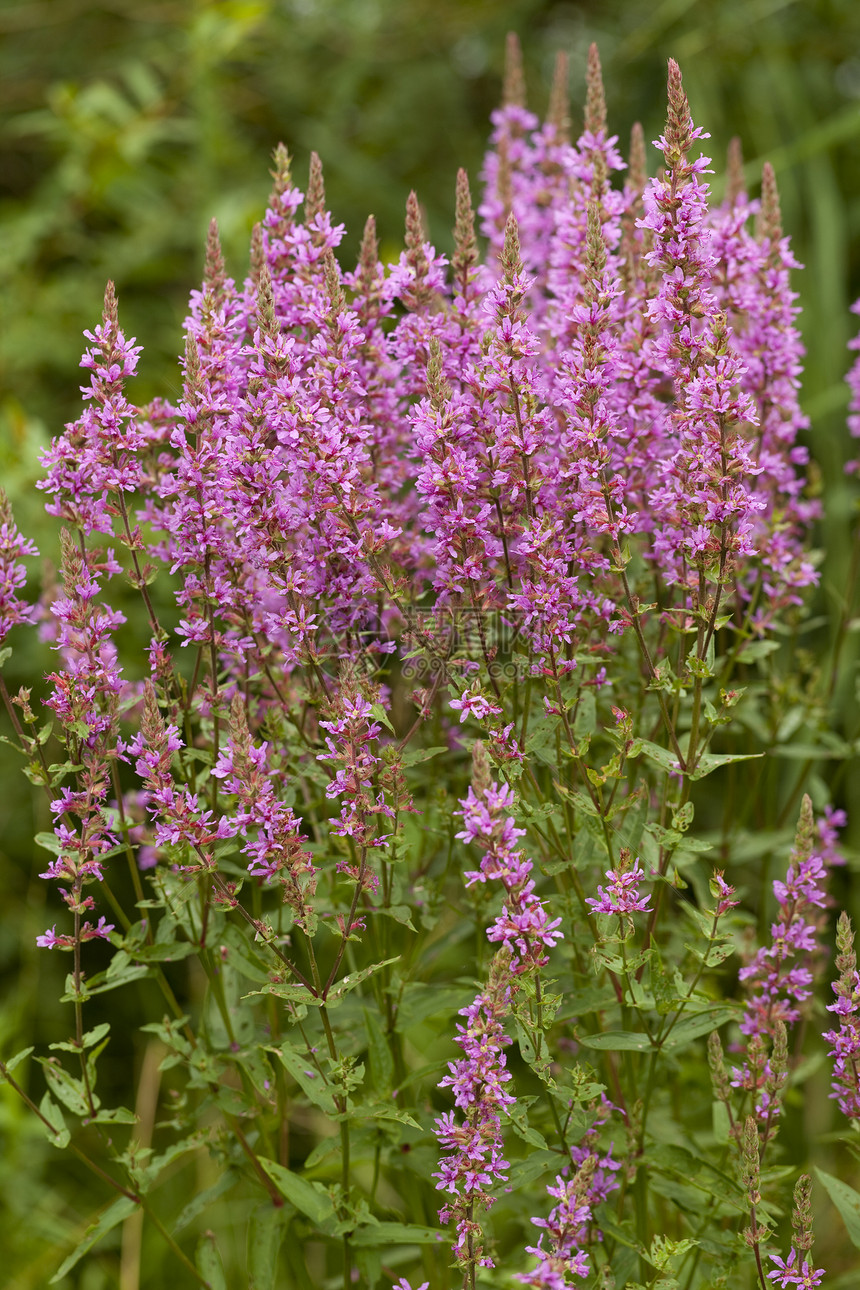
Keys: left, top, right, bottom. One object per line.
{"left": 127, "top": 940, "right": 196, "bottom": 964}
{"left": 689, "top": 752, "right": 764, "bottom": 780}
{"left": 38, "top": 1058, "right": 94, "bottom": 1117}
{"left": 93, "top": 1106, "right": 138, "bottom": 1124}
{"left": 394, "top": 983, "right": 476, "bottom": 1031}
{"left": 219, "top": 923, "right": 273, "bottom": 982}
{"left": 231, "top": 1045, "right": 276, "bottom": 1100}
{"left": 650, "top": 1143, "right": 744, "bottom": 1212}
{"left": 816, "top": 1168, "right": 860, "bottom": 1248}
{"left": 507, "top": 1148, "right": 560, "bottom": 1190}
{"left": 770, "top": 741, "right": 853, "bottom": 760}
{"left": 363, "top": 1007, "right": 394, "bottom": 1093}
{"left": 35, "top": 830, "right": 63, "bottom": 855}
{"left": 648, "top": 824, "right": 712, "bottom": 854}
{"left": 174, "top": 1169, "right": 239, "bottom": 1235}
{"left": 525, "top": 718, "right": 559, "bottom": 767}
{"left": 39, "top": 1092, "right": 70, "bottom": 1148}
{"left": 326, "top": 957, "right": 400, "bottom": 1003}
{"left": 662, "top": 1006, "right": 738, "bottom": 1051}
{"left": 736, "top": 639, "right": 781, "bottom": 663}
{"left": 400, "top": 745, "right": 447, "bottom": 767}
{"left": 509, "top": 1098, "right": 548, "bottom": 1149}
{"left": 374, "top": 903, "right": 417, "bottom": 931}
{"left": 281, "top": 1222, "right": 317, "bottom": 1290}
{"left": 352, "top": 1221, "right": 447, "bottom": 1248}
{"left": 362, "top": 1104, "right": 421, "bottom": 1129}
{"left": 248, "top": 1201, "right": 286, "bottom": 1289}
{"left": 683, "top": 940, "right": 735, "bottom": 966}
{"left": 50, "top": 1196, "right": 138, "bottom": 1282}
{"left": 196, "top": 1232, "right": 227, "bottom": 1290}
{"left": 49, "top": 1022, "right": 110, "bottom": 1053}
{"left": 258, "top": 1160, "right": 334, "bottom": 1225}
{"left": 135, "top": 1134, "right": 205, "bottom": 1189}
{"left": 247, "top": 981, "right": 321, "bottom": 1007}
{"left": 712, "top": 1100, "right": 731, "bottom": 1144}
{"left": 634, "top": 740, "right": 682, "bottom": 774}
{"left": 370, "top": 703, "right": 395, "bottom": 734}
{"left": 0, "top": 1045, "right": 33, "bottom": 1077}
{"left": 576, "top": 1030, "right": 653, "bottom": 1052}
{"left": 61, "top": 961, "right": 150, "bottom": 1001}
{"left": 595, "top": 1210, "right": 648, "bottom": 1257}
{"left": 275, "top": 1044, "right": 338, "bottom": 1114}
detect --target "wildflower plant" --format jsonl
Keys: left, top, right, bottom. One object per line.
{"left": 2, "top": 35, "right": 860, "bottom": 1290}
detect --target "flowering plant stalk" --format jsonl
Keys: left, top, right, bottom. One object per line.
{"left": 2, "top": 36, "right": 860, "bottom": 1290}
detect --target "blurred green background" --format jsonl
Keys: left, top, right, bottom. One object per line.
{"left": 3, "top": 1, "right": 860, "bottom": 1285}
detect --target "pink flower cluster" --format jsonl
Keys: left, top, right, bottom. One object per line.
{"left": 434, "top": 768, "right": 562, "bottom": 1266}
{"left": 0, "top": 492, "right": 38, "bottom": 646}
{"left": 823, "top": 913, "right": 860, "bottom": 1120}
{"left": 317, "top": 689, "right": 395, "bottom": 863}
{"left": 845, "top": 299, "right": 860, "bottom": 474}
{"left": 433, "top": 965, "right": 515, "bottom": 1268}
{"left": 731, "top": 798, "right": 837, "bottom": 1129}
{"left": 457, "top": 777, "right": 563, "bottom": 966}
{"left": 767, "top": 1248, "right": 825, "bottom": 1288}
{"left": 9, "top": 40, "right": 850, "bottom": 1288}
{"left": 520, "top": 1100, "right": 622, "bottom": 1286}
{"left": 737, "top": 800, "right": 830, "bottom": 1040}
{"left": 586, "top": 854, "right": 651, "bottom": 917}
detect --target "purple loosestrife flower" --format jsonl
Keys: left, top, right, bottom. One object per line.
{"left": 553, "top": 202, "right": 630, "bottom": 546}
{"left": 729, "top": 799, "right": 833, "bottom": 1139}
{"left": 640, "top": 62, "right": 763, "bottom": 601}
{"left": 478, "top": 33, "right": 540, "bottom": 271}
{"left": 586, "top": 850, "right": 651, "bottom": 917}
{"left": 36, "top": 917, "right": 114, "bottom": 951}
{"left": 316, "top": 680, "right": 398, "bottom": 885}
{"left": 519, "top": 1163, "right": 594, "bottom": 1287}
{"left": 544, "top": 45, "right": 626, "bottom": 362}
{"left": 235, "top": 158, "right": 387, "bottom": 661}
{"left": 767, "top": 1175, "right": 824, "bottom": 1288}
{"left": 456, "top": 772, "right": 563, "bottom": 970}
{"left": 149, "top": 289, "right": 250, "bottom": 679}
{"left": 342, "top": 213, "right": 417, "bottom": 578}
{"left": 737, "top": 797, "right": 828, "bottom": 1040}
{"left": 537, "top": 201, "right": 630, "bottom": 654}
{"left": 387, "top": 189, "right": 450, "bottom": 320}
{"left": 823, "top": 912, "right": 860, "bottom": 1119}
{"left": 131, "top": 682, "right": 236, "bottom": 872}
{"left": 39, "top": 283, "right": 145, "bottom": 537}
{"left": 480, "top": 215, "right": 554, "bottom": 533}
{"left": 478, "top": 213, "right": 601, "bottom": 659}
{"left": 413, "top": 338, "right": 501, "bottom": 599}
{"left": 433, "top": 953, "right": 515, "bottom": 1272}
{"left": 817, "top": 805, "right": 847, "bottom": 868}
{"left": 212, "top": 695, "right": 316, "bottom": 931}
{"left": 510, "top": 52, "right": 572, "bottom": 317}
{"left": 520, "top": 1114, "right": 622, "bottom": 1287}
{"left": 845, "top": 298, "right": 860, "bottom": 474}
{"left": 0, "top": 490, "right": 38, "bottom": 644}
{"left": 449, "top": 688, "right": 504, "bottom": 724}
{"left": 435, "top": 746, "right": 563, "bottom": 1269}
{"left": 767, "top": 1249, "right": 825, "bottom": 1289}
{"left": 710, "top": 163, "right": 817, "bottom": 622}
{"left": 38, "top": 533, "right": 123, "bottom": 948}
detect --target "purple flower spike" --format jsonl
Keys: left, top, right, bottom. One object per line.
{"left": 0, "top": 492, "right": 38, "bottom": 646}
{"left": 823, "top": 912, "right": 860, "bottom": 1119}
